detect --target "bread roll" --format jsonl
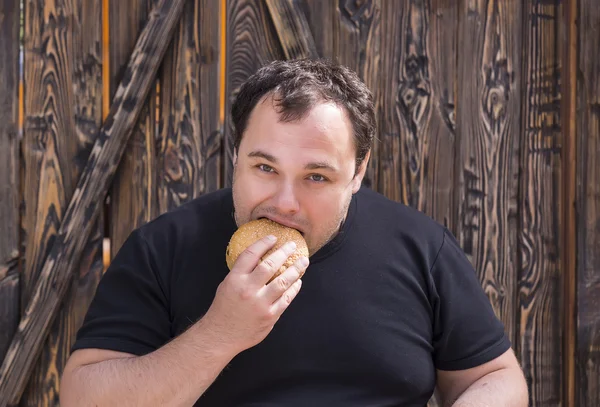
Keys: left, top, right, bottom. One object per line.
{"left": 226, "top": 218, "right": 309, "bottom": 282}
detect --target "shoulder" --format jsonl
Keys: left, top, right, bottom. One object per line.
{"left": 354, "top": 186, "right": 447, "bottom": 252}
{"left": 129, "top": 188, "right": 235, "bottom": 257}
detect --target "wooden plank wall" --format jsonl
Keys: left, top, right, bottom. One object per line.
{"left": 3, "top": 0, "right": 600, "bottom": 406}
{"left": 0, "top": 0, "right": 21, "bottom": 365}
{"left": 576, "top": 0, "right": 600, "bottom": 404}
{"left": 19, "top": 0, "right": 105, "bottom": 405}
{"left": 520, "top": 1, "right": 563, "bottom": 406}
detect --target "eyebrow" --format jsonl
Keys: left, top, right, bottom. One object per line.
{"left": 247, "top": 150, "right": 338, "bottom": 172}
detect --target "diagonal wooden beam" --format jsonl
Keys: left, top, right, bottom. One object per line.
{"left": 0, "top": 0, "right": 187, "bottom": 404}
{"left": 265, "top": 0, "right": 319, "bottom": 60}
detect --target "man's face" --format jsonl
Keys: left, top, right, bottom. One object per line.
{"left": 232, "top": 95, "right": 369, "bottom": 256}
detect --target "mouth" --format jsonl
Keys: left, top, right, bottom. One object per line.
{"left": 258, "top": 216, "right": 305, "bottom": 236}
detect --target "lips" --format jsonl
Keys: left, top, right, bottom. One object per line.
{"left": 258, "top": 215, "right": 304, "bottom": 235}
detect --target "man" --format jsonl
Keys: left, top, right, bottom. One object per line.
{"left": 60, "top": 59, "right": 528, "bottom": 406}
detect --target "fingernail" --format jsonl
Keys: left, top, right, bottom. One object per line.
{"left": 285, "top": 241, "right": 297, "bottom": 252}
{"left": 266, "top": 235, "right": 277, "bottom": 242}
{"left": 299, "top": 256, "right": 309, "bottom": 267}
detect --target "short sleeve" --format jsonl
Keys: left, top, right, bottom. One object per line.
{"left": 430, "top": 228, "right": 511, "bottom": 371}
{"left": 72, "top": 229, "right": 171, "bottom": 356}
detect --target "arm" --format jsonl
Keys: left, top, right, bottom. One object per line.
{"left": 60, "top": 317, "right": 236, "bottom": 407}
{"left": 435, "top": 348, "right": 529, "bottom": 407}
{"left": 60, "top": 235, "right": 308, "bottom": 407}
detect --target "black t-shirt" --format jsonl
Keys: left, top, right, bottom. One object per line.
{"left": 73, "top": 186, "right": 511, "bottom": 406}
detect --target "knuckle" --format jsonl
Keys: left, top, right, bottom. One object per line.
{"left": 238, "top": 286, "right": 252, "bottom": 301}
{"left": 282, "top": 292, "right": 293, "bottom": 305}
{"left": 277, "top": 275, "right": 289, "bottom": 291}
{"left": 262, "top": 257, "right": 276, "bottom": 271}
{"left": 242, "top": 247, "right": 259, "bottom": 259}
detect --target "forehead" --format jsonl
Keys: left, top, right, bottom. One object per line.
{"left": 240, "top": 96, "right": 355, "bottom": 156}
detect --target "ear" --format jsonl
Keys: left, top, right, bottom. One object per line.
{"left": 352, "top": 149, "right": 371, "bottom": 193}
{"left": 233, "top": 148, "right": 238, "bottom": 166}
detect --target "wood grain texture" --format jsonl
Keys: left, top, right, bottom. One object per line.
{"left": 157, "top": 0, "right": 222, "bottom": 214}
{"left": 576, "top": 0, "right": 600, "bottom": 405}
{"left": 223, "top": 0, "right": 284, "bottom": 186}
{"left": 109, "top": 0, "right": 159, "bottom": 256}
{"left": 0, "top": 0, "right": 20, "bottom": 274}
{"left": 378, "top": 0, "right": 456, "bottom": 230}
{"left": 518, "top": 1, "right": 563, "bottom": 405}
{"left": 19, "top": 0, "right": 105, "bottom": 405}
{"left": 334, "top": 0, "right": 381, "bottom": 192}
{"left": 455, "top": 0, "right": 521, "bottom": 344}
{"left": 265, "top": 0, "right": 319, "bottom": 60}
{"left": 0, "top": 0, "right": 20, "bottom": 369}
{"left": 297, "top": 0, "right": 335, "bottom": 58}
{"left": 0, "top": 1, "right": 185, "bottom": 404}
{"left": 0, "top": 272, "right": 19, "bottom": 365}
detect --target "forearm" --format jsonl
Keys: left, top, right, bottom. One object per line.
{"left": 61, "top": 319, "right": 237, "bottom": 407}
{"left": 451, "top": 368, "right": 528, "bottom": 407}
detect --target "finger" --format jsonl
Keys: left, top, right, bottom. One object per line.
{"left": 230, "top": 235, "right": 278, "bottom": 274}
{"left": 251, "top": 241, "right": 298, "bottom": 286}
{"left": 270, "top": 278, "right": 303, "bottom": 316}
{"left": 262, "top": 256, "right": 309, "bottom": 303}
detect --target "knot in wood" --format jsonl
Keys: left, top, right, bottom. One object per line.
{"left": 164, "top": 144, "right": 183, "bottom": 182}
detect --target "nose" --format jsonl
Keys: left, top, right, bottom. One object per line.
{"left": 273, "top": 182, "right": 300, "bottom": 214}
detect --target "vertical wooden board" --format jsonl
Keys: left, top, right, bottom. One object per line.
{"left": 223, "top": 0, "right": 284, "bottom": 186}
{"left": 298, "top": 0, "right": 335, "bottom": 58}
{"left": 0, "top": 0, "right": 20, "bottom": 273}
{"left": 0, "top": 273, "right": 19, "bottom": 364}
{"left": 157, "top": 0, "right": 222, "bottom": 213}
{"left": 0, "top": 0, "right": 20, "bottom": 365}
{"left": 108, "top": 0, "right": 159, "bottom": 256}
{"left": 377, "top": 0, "right": 456, "bottom": 230}
{"left": 518, "top": 1, "right": 563, "bottom": 405}
{"left": 333, "top": 0, "right": 381, "bottom": 191}
{"left": 20, "top": 0, "right": 105, "bottom": 405}
{"left": 454, "top": 0, "right": 521, "bottom": 345}
{"left": 577, "top": 0, "right": 600, "bottom": 405}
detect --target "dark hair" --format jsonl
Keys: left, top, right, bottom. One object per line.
{"left": 231, "top": 58, "right": 376, "bottom": 171}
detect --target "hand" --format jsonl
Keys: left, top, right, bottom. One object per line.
{"left": 203, "top": 235, "right": 309, "bottom": 354}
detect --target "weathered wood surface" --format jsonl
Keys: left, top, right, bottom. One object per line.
{"left": 378, "top": 0, "right": 456, "bottom": 230}
{"left": 577, "top": 1, "right": 600, "bottom": 405}
{"left": 157, "top": 0, "right": 222, "bottom": 213}
{"left": 19, "top": 1, "right": 105, "bottom": 405}
{"left": 333, "top": 0, "right": 381, "bottom": 194}
{"left": 0, "top": 1, "right": 186, "bottom": 404}
{"left": 0, "top": 0, "right": 20, "bottom": 366}
{"left": 109, "top": 0, "right": 159, "bottom": 256}
{"left": 223, "top": 0, "right": 284, "bottom": 186}
{"left": 0, "top": 0, "right": 20, "bottom": 280}
{"left": 0, "top": 272, "right": 19, "bottom": 365}
{"left": 455, "top": 0, "right": 521, "bottom": 348}
{"left": 265, "top": 0, "right": 318, "bottom": 60}
{"left": 518, "top": 1, "right": 563, "bottom": 406}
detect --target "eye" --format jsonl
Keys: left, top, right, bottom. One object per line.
{"left": 257, "top": 164, "right": 275, "bottom": 173}
{"left": 308, "top": 174, "right": 328, "bottom": 183}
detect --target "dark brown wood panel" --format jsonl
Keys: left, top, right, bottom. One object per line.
{"left": 109, "top": 0, "right": 159, "bottom": 256}
{"left": 298, "top": 0, "right": 335, "bottom": 58}
{"left": 19, "top": 0, "right": 105, "bottom": 404}
{"left": 0, "top": 0, "right": 20, "bottom": 275}
{"left": 334, "top": 0, "right": 381, "bottom": 192}
{"left": 265, "top": 0, "right": 318, "bottom": 60}
{"left": 454, "top": 0, "right": 521, "bottom": 345}
{"left": 157, "top": 0, "right": 222, "bottom": 213}
{"left": 518, "top": 1, "right": 563, "bottom": 405}
{"left": 576, "top": 0, "right": 600, "bottom": 405}
{"left": 378, "top": 0, "right": 456, "bottom": 230}
{"left": 0, "top": 0, "right": 20, "bottom": 367}
{"left": 223, "top": 0, "right": 284, "bottom": 186}
{"left": 0, "top": 272, "right": 19, "bottom": 364}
